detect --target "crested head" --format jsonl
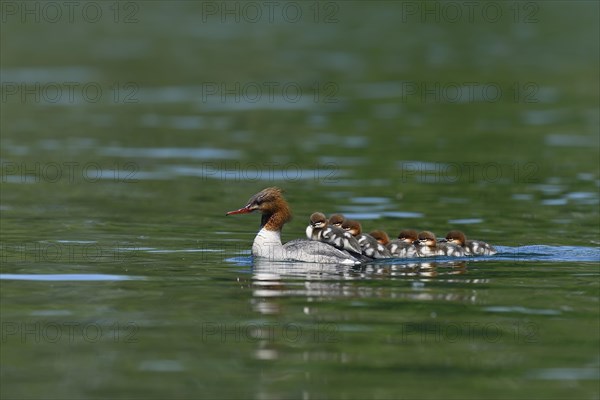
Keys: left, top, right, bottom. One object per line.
{"left": 328, "top": 214, "right": 345, "bottom": 227}
{"left": 309, "top": 212, "right": 327, "bottom": 228}
{"left": 370, "top": 230, "right": 390, "bottom": 245}
{"left": 445, "top": 230, "right": 467, "bottom": 246}
{"left": 245, "top": 187, "right": 286, "bottom": 213}
{"left": 226, "top": 187, "right": 291, "bottom": 231}
{"left": 398, "top": 229, "right": 419, "bottom": 243}
{"left": 342, "top": 219, "right": 362, "bottom": 236}
{"left": 417, "top": 230, "right": 437, "bottom": 246}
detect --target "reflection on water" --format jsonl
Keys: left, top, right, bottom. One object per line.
{"left": 250, "top": 259, "right": 476, "bottom": 317}
{"left": 226, "top": 243, "right": 600, "bottom": 317}
{"left": 256, "top": 260, "right": 471, "bottom": 277}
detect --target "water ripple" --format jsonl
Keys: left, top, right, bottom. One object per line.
{"left": 484, "top": 306, "right": 561, "bottom": 316}
{"left": 492, "top": 245, "right": 600, "bottom": 263}
{"left": 447, "top": 218, "right": 483, "bottom": 224}
{"left": 0, "top": 274, "right": 144, "bottom": 281}
{"left": 98, "top": 147, "right": 240, "bottom": 160}
{"left": 527, "top": 368, "right": 600, "bottom": 380}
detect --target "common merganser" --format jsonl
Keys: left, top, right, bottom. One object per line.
{"left": 415, "top": 231, "right": 464, "bottom": 257}
{"left": 305, "top": 212, "right": 327, "bottom": 240}
{"left": 369, "top": 230, "right": 390, "bottom": 246}
{"left": 226, "top": 187, "right": 361, "bottom": 265}
{"left": 342, "top": 220, "right": 391, "bottom": 258}
{"left": 414, "top": 231, "right": 439, "bottom": 256}
{"left": 328, "top": 214, "right": 345, "bottom": 228}
{"left": 306, "top": 212, "right": 363, "bottom": 254}
{"left": 444, "top": 230, "right": 497, "bottom": 256}
{"left": 387, "top": 229, "right": 419, "bottom": 258}
{"left": 438, "top": 239, "right": 465, "bottom": 257}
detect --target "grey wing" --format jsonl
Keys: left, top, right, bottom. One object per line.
{"left": 283, "top": 239, "right": 360, "bottom": 264}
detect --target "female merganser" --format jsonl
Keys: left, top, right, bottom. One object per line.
{"left": 306, "top": 212, "right": 363, "bottom": 255}
{"left": 342, "top": 220, "right": 391, "bottom": 258}
{"left": 386, "top": 229, "right": 419, "bottom": 258}
{"left": 226, "top": 187, "right": 361, "bottom": 265}
{"left": 444, "top": 230, "right": 497, "bottom": 256}
{"left": 415, "top": 231, "right": 464, "bottom": 257}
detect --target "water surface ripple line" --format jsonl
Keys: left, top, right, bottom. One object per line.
{"left": 0, "top": 274, "right": 145, "bottom": 281}
{"left": 491, "top": 245, "right": 600, "bottom": 263}
{"left": 225, "top": 245, "right": 600, "bottom": 266}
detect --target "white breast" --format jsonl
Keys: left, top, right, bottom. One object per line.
{"left": 252, "top": 228, "right": 284, "bottom": 260}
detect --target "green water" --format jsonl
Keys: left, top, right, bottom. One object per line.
{"left": 1, "top": 2, "right": 599, "bottom": 399}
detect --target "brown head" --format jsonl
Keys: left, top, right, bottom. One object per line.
{"left": 309, "top": 212, "right": 327, "bottom": 228}
{"left": 226, "top": 187, "right": 292, "bottom": 230}
{"left": 417, "top": 231, "right": 437, "bottom": 246}
{"left": 397, "top": 229, "right": 419, "bottom": 244}
{"left": 342, "top": 220, "right": 362, "bottom": 236}
{"left": 445, "top": 230, "right": 467, "bottom": 246}
{"left": 328, "top": 214, "right": 345, "bottom": 227}
{"left": 370, "top": 230, "right": 390, "bottom": 245}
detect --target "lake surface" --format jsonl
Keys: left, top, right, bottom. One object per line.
{"left": 1, "top": 2, "right": 599, "bottom": 399}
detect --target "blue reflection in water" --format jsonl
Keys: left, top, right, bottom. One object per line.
{"left": 0, "top": 274, "right": 145, "bottom": 281}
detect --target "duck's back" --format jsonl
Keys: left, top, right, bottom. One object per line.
{"left": 283, "top": 239, "right": 361, "bottom": 265}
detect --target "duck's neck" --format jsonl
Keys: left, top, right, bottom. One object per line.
{"left": 259, "top": 202, "right": 292, "bottom": 232}
{"left": 253, "top": 202, "right": 292, "bottom": 259}
{"left": 260, "top": 213, "right": 271, "bottom": 229}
